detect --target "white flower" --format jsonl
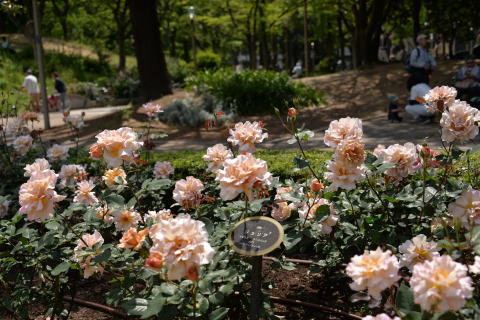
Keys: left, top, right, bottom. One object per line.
{"left": 5, "top": 117, "right": 26, "bottom": 136}
{"left": 111, "top": 209, "right": 141, "bottom": 231}
{"left": 448, "top": 189, "right": 480, "bottom": 230}
{"left": 138, "top": 102, "right": 163, "bottom": 118}
{"left": 64, "top": 114, "right": 85, "bottom": 129}
{"left": 149, "top": 214, "right": 215, "bottom": 281}
{"left": 324, "top": 117, "right": 363, "bottom": 147}
{"left": 373, "top": 144, "right": 386, "bottom": 159}
{"left": 298, "top": 198, "right": 338, "bottom": 234}
{"left": 24, "top": 158, "right": 51, "bottom": 178}
{"left": 47, "top": 144, "right": 70, "bottom": 161}
{"left": 362, "top": 314, "right": 400, "bottom": 320}
{"left": 153, "top": 161, "right": 174, "bottom": 179}
{"left": 58, "top": 164, "right": 86, "bottom": 185}
{"left": 94, "top": 127, "right": 143, "bottom": 167}
{"left": 424, "top": 86, "right": 457, "bottom": 113}
{"left": 215, "top": 153, "right": 272, "bottom": 201}
{"left": 74, "top": 231, "right": 104, "bottom": 278}
{"left": 382, "top": 143, "right": 420, "bottom": 181}
{"left": 469, "top": 256, "right": 480, "bottom": 274}
{"left": 13, "top": 135, "right": 33, "bottom": 156}
{"left": 440, "top": 100, "right": 479, "bottom": 143}
{"left": 227, "top": 121, "right": 267, "bottom": 153}
{"left": 398, "top": 234, "right": 440, "bottom": 269}
{"left": 346, "top": 247, "right": 400, "bottom": 299}
{"left": 73, "top": 180, "right": 98, "bottom": 206}
{"left": 146, "top": 209, "right": 172, "bottom": 223}
{"left": 0, "top": 199, "right": 10, "bottom": 218}
{"left": 203, "top": 144, "right": 233, "bottom": 172}
{"left": 325, "top": 160, "right": 364, "bottom": 191}
{"left": 411, "top": 255, "right": 473, "bottom": 313}
{"left": 173, "top": 176, "right": 204, "bottom": 209}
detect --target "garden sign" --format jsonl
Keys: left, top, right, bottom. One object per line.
{"left": 228, "top": 216, "right": 284, "bottom": 319}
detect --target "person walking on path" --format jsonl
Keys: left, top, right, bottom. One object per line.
{"left": 52, "top": 71, "right": 67, "bottom": 111}
{"left": 408, "top": 34, "right": 436, "bottom": 85}
{"left": 20, "top": 69, "right": 40, "bottom": 112}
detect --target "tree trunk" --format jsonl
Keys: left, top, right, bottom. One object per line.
{"left": 412, "top": 0, "right": 422, "bottom": 39}
{"left": 128, "top": 0, "right": 172, "bottom": 100}
{"left": 337, "top": 7, "right": 345, "bottom": 69}
{"left": 117, "top": 28, "right": 126, "bottom": 70}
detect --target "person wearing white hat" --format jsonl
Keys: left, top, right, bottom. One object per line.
{"left": 408, "top": 34, "right": 436, "bottom": 84}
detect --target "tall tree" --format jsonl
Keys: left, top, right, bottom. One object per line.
{"left": 107, "top": 0, "right": 130, "bottom": 70}
{"left": 50, "top": 0, "right": 70, "bottom": 40}
{"left": 127, "top": 0, "right": 171, "bottom": 100}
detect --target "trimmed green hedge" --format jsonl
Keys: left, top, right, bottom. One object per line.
{"left": 150, "top": 149, "right": 332, "bottom": 180}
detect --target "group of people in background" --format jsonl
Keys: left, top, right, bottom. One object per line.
{"left": 387, "top": 34, "right": 480, "bottom": 124}
{"left": 19, "top": 70, "right": 67, "bottom": 112}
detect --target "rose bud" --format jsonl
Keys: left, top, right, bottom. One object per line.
{"left": 288, "top": 107, "right": 297, "bottom": 118}
{"left": 310, "top": 179, "right": 323, "bottom": 192}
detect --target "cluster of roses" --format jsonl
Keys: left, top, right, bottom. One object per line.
{"left": 347, "top": 232, "right": 479, "bottom": 319}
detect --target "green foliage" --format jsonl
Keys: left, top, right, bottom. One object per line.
{"left": 150, "top": 149, "right": 332, "bottom": 180}
{"left": 186, "top": 69, "right": 322, "bottom": 115}
{"left": 196, "top": 50, "right": 222, "bottom": 70}
{"left": 166, "top": 56, "right": 193, "bottom": 85}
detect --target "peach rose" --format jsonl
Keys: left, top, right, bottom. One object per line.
{"left": 440, "top": 100, "right": 479, "bottom": 143}
{"left": 74, "top": 230, "right": 105, "bottom": 279}
{"left": 13, "top": 135, "right": 33, "bottom": 156}
{"left": 424, "top": 86, "right": 457, "bottom": 113}
{"left": 73, "top": 180, "right": 99, "bottom": 206}
{"left": 111, "top": 209, "right": 141, "bottom": 231}
{"left": 173, "top": 176, "right": 204, "bottom": 210}
{"left": 118, "top": 227, "right": 149, "bottom": 250}
{"left": 203, "top": 144, "right": 233, "bottom": 172}
{"left": 324, "top": 117, "right": 363, "bottom": 147}
{"left": 94, "top": 127, "right": 143, "bottom": 167}
{"left": 102, "top": 168, "right": 127, "bottom": 188}
{"left": 153, "top": 161, "right": 174, "bottom": 179}
{"left": 227, "top": 121, "right": 268, "bottom": 153}
{"left": 138, "top": 102, "right": 163, "bottom": 118}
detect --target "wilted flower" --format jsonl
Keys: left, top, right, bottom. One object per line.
{"left": 325, "top": 160, "right": 364, "bottom": 191}
{"left": 89, "top": 143, "right": 103, "bottom": 159}
{"left": 102, "top": 168, "right": 127, "bottom": 188}
{"left": 173, "top": 176, "right": 204, "bottom": 209}
{"left": 440, "top": 100, "right": 479, "bottom": 143}
{"left": 203, "top": 144, "right": 233, "bottom": 172}
{"left": 149, "top": 214, "right": 215, "bottom": 281}
{"left": 271, "top": 201, "right": 293, "bottom": 221}
{"left": 24, "top": 158, "right": 51, "bottom": 178}
{"left": 0, "top": 199, "right": 10, "bottom": 218}
{"left": 411, "top": 255, "right": 472, "bottom": 313}
{"left": 13, "top": 135, "right": 33, "bottom": 156}
{"left": 362, "top": 314, "right": 400, "bottom": 320}
{"left": 398, "top": 234, "right": 440, "bottom": 270}
{"left": 448, "top": 189, "right": 480, "bottom": 230}
{"left": 145, "top": 209, "right": 172, "bottom": 223}
{"left": 298, "top": 198, "right": 338, "bottom": 234}
{"left": 59, "top": 164, "right": 87, "bottom": 185}
{"left": 74, "top": 231, "right": 105, "bottom": 279}
{"left": 469, "top": 256, "right": 480, "bottom": 274}
{"left": 227, "top": 121, "right": 268, "bottom": 153}
{"left": 346, "top": 247, "right": 400, "bottom": 299}
{"left": 21, "top": 112, "right": 39, "bottom": 122}
{"left": 73, "top": 180, "right": 98, "bottom": 206}
{"left": 424, "top": 86, "right": 457, "bottom": 113}
{"left": 334, "top": 139, "right": 365, "bottom": 167}
{"left": 324, "top": 117, "right": 363, "bottom": 148}
{"left": 138, "top": 102, "right": 163, "bottom": 118}
{"left": 118, "top": 227, "right": 149, "bottom": 250}
{"left": 382, "top": 143, "right": 419, "bottom": 181}
{"left": 153, "top": 161, "right": 174, "bottom": 179}
{"left": 47, "top": 144, "right": 70, "bottom": 161}
{"left": 94, "top": 127, "right": 143, "bottom": 167}
{"left": 19, "top": 171, "right": 65, "bottom": 222}
{"left": 216, "top": 153, "right": 272, "bottom": 201}
{"left": 111, "top": 209, "right": 141, "bottom": 231}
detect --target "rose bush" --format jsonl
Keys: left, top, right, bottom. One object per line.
{"left": 0, "top": 88, "right": 480, "bottom": 319}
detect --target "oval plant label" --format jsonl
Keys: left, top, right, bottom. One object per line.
{"left": 228, "top": 216, "right": 284, "bottom": 256}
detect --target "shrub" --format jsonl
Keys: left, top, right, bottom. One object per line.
{"left": 186, "top": 69, "right": 322, "bottom": 115}
{"left": 158, "top": 94, "right": 236, "bottom": 128}
{"left": 166, "top": 56, "right": 193, "bottom": 85}
{"left": 196, "top": 50, "right": 221, "bottom": 70}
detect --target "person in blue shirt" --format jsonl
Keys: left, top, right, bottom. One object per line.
{"left": 51, "top": 71, "right": 67, "bottom": 111}
{"left": 409, "top": 34, "right": 436, "bottom": 85}
{"left": 455, "top": 57, "right": 480, "bottom": 103}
